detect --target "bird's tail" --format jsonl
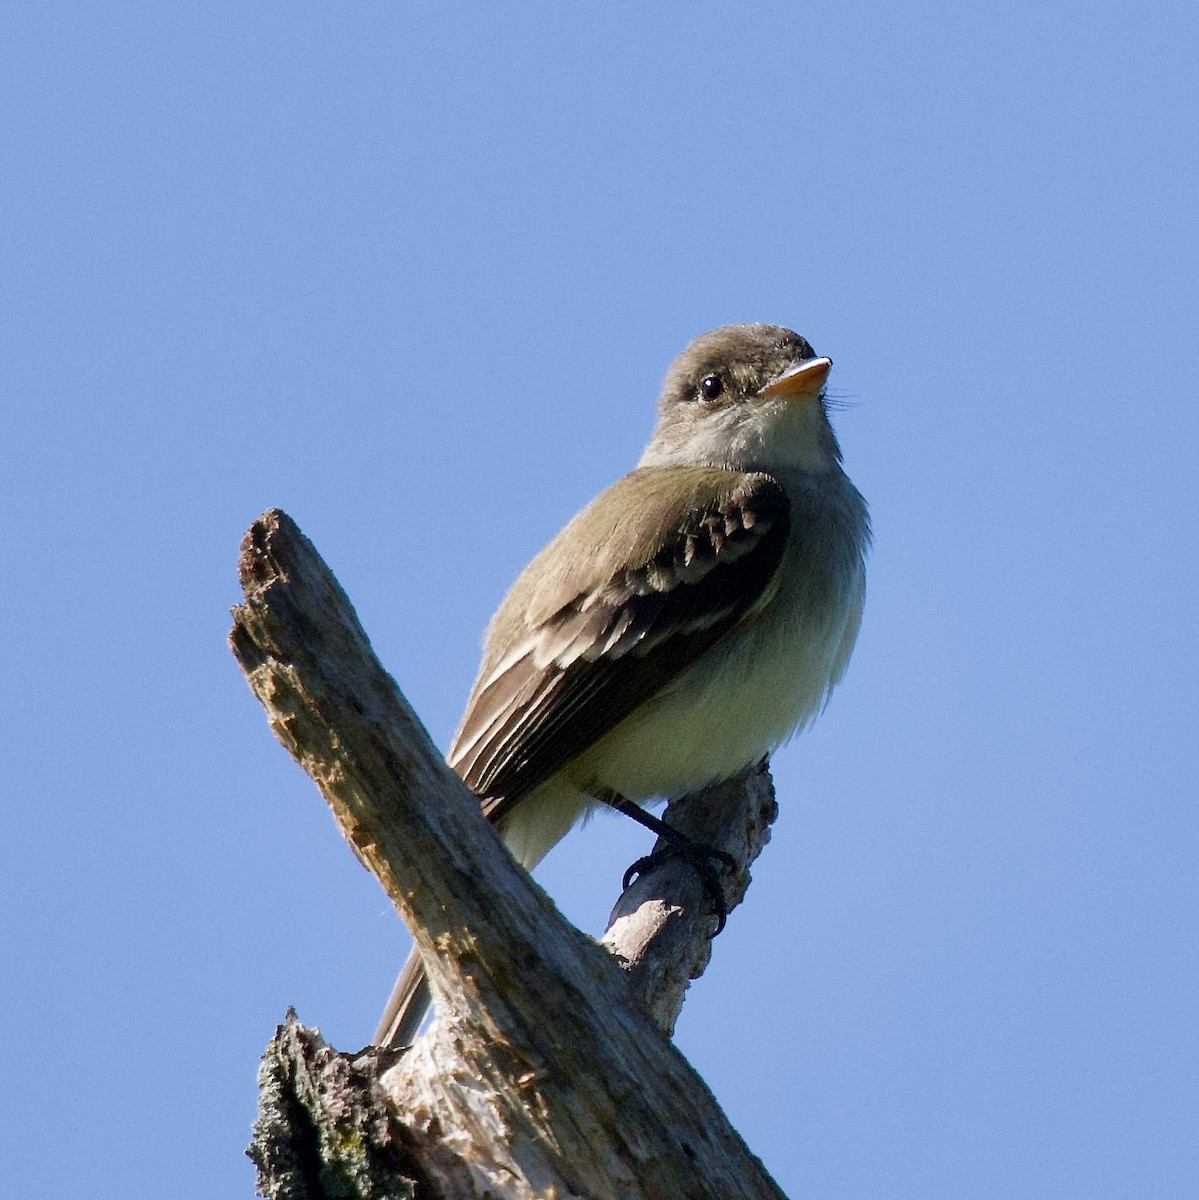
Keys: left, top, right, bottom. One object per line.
{"left": 374, "top": 945, "right": 431, "bottom": 1048}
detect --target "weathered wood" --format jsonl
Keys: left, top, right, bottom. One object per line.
{"left": 233, "top": 509, "right": 788, "bottom": 1199}
{"left": 604, "top": 766, "right": 779, "bottom": 1034}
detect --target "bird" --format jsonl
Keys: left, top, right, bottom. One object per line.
{"left": 375, "top": 322, "right": 869, "bottom": 1046}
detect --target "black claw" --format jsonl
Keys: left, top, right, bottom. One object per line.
{"left": 622, "top": 842, "right": 736, "bottom": 936}
{"left": 596, "top": 790, "right": 737, "bottom": 936}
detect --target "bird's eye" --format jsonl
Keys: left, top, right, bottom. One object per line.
{"left": 699, "top": 375, "right": 724, "bottom": 401}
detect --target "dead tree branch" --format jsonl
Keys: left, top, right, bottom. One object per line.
{"left": 231, "top": 509, "right": 786, "bottom": 1200}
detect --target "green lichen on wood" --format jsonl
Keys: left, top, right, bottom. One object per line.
{"left": 247, "top": 1012, "right": 418, "bottom": 1200}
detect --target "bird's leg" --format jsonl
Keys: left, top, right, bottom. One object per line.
{"left": 596, "top": 789, "right": 736, "bottom": 934}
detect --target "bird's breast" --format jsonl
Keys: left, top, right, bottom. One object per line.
{"left": 567, "top": 472, "right": 867, "bottom": 801}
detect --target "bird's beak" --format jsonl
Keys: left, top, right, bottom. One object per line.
{"left": 758, "top": 356, "right": 832, "bottom": 400}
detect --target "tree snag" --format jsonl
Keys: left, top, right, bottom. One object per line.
{"left": 231, "top": 509, "right": 787, "bottom": 1200}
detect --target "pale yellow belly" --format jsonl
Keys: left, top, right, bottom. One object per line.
{"left": 497, "top": 570, "right": 862, "bottom": 870}
{"left": 568, "top": 563, "right": 862, "bottom": 800}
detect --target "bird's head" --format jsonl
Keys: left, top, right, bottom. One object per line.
{"left": 640, "top": 324, "right": 841, "bottom": 475}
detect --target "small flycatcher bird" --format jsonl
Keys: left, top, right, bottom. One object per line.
{"left": 375, "top": 323, "right": 869, "bottom": 1046}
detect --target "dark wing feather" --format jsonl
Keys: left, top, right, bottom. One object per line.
{"left": 448, "top": 468, "right": 790, "bottom": 821}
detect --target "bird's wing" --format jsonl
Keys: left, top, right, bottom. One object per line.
{"left": 447, "top": 466, "right": 791, "bottom": 820}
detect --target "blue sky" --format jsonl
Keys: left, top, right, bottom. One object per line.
{"left": 2, "top": 4, "right": 1196, "bottom": 1197}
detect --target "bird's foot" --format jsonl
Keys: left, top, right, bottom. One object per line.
{"left": 595, "top": 788, "right": 737, "bottom": 934}
{"left": 622, "top": 841, "right": 737, "bottom": 935}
